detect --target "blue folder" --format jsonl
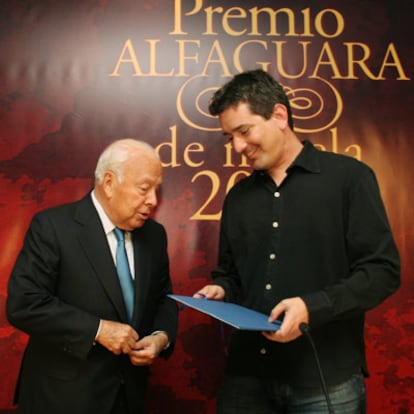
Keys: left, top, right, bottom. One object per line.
{"left": 168, "top": 294, "right": 281, "bottom": 331}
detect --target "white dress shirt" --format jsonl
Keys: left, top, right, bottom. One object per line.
{"left": 91, "top": 191, "right": 135, "bottom": 278}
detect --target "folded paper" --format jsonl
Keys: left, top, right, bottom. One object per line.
{"left": 168, "top": 294, "right": 281, "bottom": 331}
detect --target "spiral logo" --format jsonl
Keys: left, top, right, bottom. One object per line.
{"left": 285, "top": 77, "right": 343, "bottom": 133}
{"left": 177, "top": 74, "right": 343, "bottom": 133}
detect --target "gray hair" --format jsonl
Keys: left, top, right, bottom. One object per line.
{"left": 94, "top": 139, "right": 158, "bottom": 183}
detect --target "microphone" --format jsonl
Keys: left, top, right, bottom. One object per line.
{"left": 300, "top": 322, "right": 335, "bottom": 414}
{"left": 299, "top": 322, "right": 311, "bottom": 335}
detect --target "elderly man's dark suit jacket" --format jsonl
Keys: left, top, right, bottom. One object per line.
{"left": 6, "top": 193, "right": 178, "bottom": 414}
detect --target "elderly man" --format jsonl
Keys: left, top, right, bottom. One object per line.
{"left": 7, "top": 139, "right": 178, "bottom": 414}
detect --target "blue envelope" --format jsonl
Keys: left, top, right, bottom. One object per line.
{"left": 168, "top": 294, "right": 281, "bottom": 331}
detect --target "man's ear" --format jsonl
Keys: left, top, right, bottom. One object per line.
{"left": 102, "top": 171, "right": 115, "bottom": 198}
{"left": 271, "top": 103, "right": 289, "bottom": 129}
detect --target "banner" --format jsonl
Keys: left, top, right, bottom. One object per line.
{"left": 0, "top": 1, "right": 412, "bottom": 412}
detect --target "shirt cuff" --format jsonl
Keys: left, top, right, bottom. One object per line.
{"left": 93, "top": 320, "right": 103, "bottom": 345}
{"left": 151, "top": 330, "right": 170, "bottom": 350}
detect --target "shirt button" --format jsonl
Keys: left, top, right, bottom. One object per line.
{"left": 274, "top": 191, "right": 280, "bottom": 198}
{"left": 265, "top": 283, "right": 272, "bottom": 290}
{"left": 260, "top": 348, "right": 267, "bottom": 355}
{"left": 272, "top": 221, "right": 279, "bottom": 228}
{"left": 269, "top": 253, "right": 276, "bottom": 260}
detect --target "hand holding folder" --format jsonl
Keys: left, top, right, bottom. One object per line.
{"left": 168, "top": 294, "right": 281, "bottom": 331}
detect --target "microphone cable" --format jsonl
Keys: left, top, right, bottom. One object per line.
{"left": 299, "top": 323, "right": 335, "bottom": 414}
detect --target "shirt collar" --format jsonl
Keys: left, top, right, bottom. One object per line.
{"left": 287, "top": 140, "right": 321, "bottom": 174}
{"left": 91, "top": 190, "right": 116, "bottom": 236}
{"left": 252, "top": 140, "right": 321, "bottom": 181}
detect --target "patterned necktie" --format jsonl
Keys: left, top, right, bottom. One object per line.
{"left": 113, "top": 227, "right": 134, "bottom": 322}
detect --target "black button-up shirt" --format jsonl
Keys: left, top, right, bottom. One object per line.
{"left": 212, "top": 140, "right": 400, "bottom": 385}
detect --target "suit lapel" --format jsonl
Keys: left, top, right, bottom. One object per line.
{"left": 74, "top": 195, "right": 129, "bottom": 322}
{"left": 131, "top": 228, "right": 152, "bottom": 326}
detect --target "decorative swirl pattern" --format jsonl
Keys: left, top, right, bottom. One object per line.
{"left": 177, "top": 75, "right": 344, "bottom": 134}
{"left": 284, "top": 77, "right": 343, "bottom": 133}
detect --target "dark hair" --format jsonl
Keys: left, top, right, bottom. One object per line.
{"left": 209, "top": 69, "right": 294, "bottom": 129}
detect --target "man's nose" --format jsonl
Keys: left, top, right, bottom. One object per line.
{"left": 146, "top": 189, "right": 158, "bottom": 206}
{"left": 232, "top": 136, "right": 247, "bottom": 153}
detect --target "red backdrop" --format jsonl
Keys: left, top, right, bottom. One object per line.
{"left": 0, "top": 1, "right": 413, "bottom": 413}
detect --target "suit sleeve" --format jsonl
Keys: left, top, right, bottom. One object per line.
{"left": 6, "top": 212, "right": 100, "bottom": 360}
{"left": 146, "top": 224, "right": 178, "bottom": 358}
